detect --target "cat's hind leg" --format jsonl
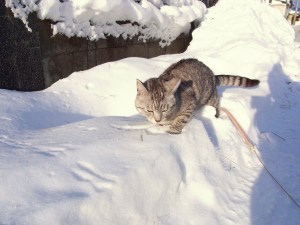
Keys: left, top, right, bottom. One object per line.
{"left": 215, "top": 106, "right": 220, "bottom": 118}
{"left": 207, "top": 92, "right": 220, "bottom": 118}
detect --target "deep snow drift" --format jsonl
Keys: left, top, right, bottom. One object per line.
{"left": 1, "top": 0, "right": 300, "bottom": 225}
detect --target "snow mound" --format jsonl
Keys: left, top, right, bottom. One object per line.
{"left": 1, "top": 0, "right": 300, "bottom": 225}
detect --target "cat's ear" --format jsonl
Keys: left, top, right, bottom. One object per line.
{"left": 165, "top": 78, "right": 181, "bottom": 94}
{"left": 136, "top": 79, "right": 148, "bottom": 96}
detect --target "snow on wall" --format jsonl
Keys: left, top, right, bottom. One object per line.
{"left": 5, "top": 0, "right": 206, "bottom": 47}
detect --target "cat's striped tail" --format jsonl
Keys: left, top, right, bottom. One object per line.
{"left": 215, "top": 75, "right": 259, "bottom": 87}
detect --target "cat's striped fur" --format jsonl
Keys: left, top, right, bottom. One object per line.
{"left": 215, "top": 75, "right": 259, "bottom": 87}
{"left": 135, "top": 58, "right": 259, "bottom": 134}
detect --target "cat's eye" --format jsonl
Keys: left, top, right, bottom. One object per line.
{"left": 162, "top": 106, "right": 168, "bottom": 112}
{"left": 147, "top": 109, "right": 153, "bottom": 113}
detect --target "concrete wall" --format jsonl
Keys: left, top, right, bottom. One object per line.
{"left": 0, "top": 1, "right": 193, "bottom": 91}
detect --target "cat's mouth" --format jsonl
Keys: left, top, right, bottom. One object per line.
{"left": 156, "top": 120, "right": 171, "bottom": 126}
{"left": 147, "top": 117, "right": 171, "bottom": 126}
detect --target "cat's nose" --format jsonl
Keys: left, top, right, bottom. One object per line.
{"left": 154, "top": 112, "right": 162, "bottom": 122}
{"left": 154, "top": 118, "right": 161, "bottom": 122}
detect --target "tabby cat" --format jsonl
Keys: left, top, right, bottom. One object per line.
{"left": 135, "top": 58, "right": 259, "bottom": 134}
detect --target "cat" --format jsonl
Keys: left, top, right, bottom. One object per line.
{"left": 135, "top": 58, "right": 259, "bottom": 134}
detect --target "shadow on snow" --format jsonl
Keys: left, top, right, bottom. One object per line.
{"left": 250, "top": 64, "right": 300, "bottom": 225}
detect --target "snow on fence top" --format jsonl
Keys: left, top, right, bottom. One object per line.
{"left": 5, "top": 0, "right": 206, "bottom": 47}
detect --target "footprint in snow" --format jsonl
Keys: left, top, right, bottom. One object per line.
{"left": 35, "top": 146, "right": 67, "bottom": 157}
{"left": 72, "top": 161, "right": 116, "bottom": 192}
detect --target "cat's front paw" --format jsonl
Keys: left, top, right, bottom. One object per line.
{"left": 167, "top": 126, "right": 182, "bottom": 134}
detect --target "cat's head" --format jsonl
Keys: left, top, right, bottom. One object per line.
{"left": 135, "top": 77, "right": 181, "bottom": 125}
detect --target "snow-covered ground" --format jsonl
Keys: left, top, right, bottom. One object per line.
{"left": 1, "top": 0, "right": 300, "bottom": 224}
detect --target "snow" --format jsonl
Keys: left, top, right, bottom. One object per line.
{"left": 5, "top": 0, "right": 206, "bottom": 47}
{"left": 1, "top": 0, "right": 300, "bottom": 224}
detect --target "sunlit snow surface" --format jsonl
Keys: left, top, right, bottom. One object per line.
{"left": 1, "top": 0, "right": 300, "bottom": 224}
